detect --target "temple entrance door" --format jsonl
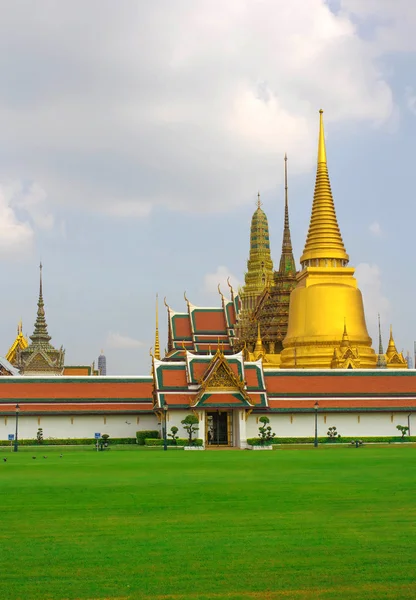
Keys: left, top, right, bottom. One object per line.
{"left": 206, "top": 411, "right": 233, "bottom": 446}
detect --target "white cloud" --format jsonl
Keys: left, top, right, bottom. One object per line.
{"left": 355, "top": 263, "right": 390, "bottom": 344}
{"left": 9, "top": 182, "right": 54, "bottom": 230}
{"left": 106, "top": 332, "right": 144, "bottom": 349}
{"left": 203, "top": 266, "right": 241, "bottom": 296}
{"left": 0, "top": 186, "right": 34, "bottom": 257}
{"left": 0, "top": 1, "right": 396, "bottom": 217}
{"left": 369, "top": 221, "right": 382, "bottom": 236}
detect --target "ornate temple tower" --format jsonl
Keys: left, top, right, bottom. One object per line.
{"left": 253, "top": 154, "right": 297, "bottom": 355}
{"left": 239, "top": 194, "right": 274, "bottom": 312}
{"left": 235, "top": 194, "right": 274, "bottom": 346}
{"left": 280, "top": 110, "right": 377, "bottom": 369}
{"left": 16, "top": 264, "right": 65, "bottom": 375}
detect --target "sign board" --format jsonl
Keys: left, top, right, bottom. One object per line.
{"left": 8, "top": 434, "right": 14, "bottom": 441}
{"left": 94, "top": 433, "right": 101, "bottom": 439}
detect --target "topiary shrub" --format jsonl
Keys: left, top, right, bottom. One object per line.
{"left": 168, "top": 426, "right": 179, "bottom": 445}
{"left": 258, "top": 416, "right": 276, "bottom": 445}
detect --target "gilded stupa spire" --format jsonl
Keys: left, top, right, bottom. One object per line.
{"left": 300, "top": 110, "right": 349, "bottom": 267}
{"left": 30, "top": 262, "right": 52, "bottom": 345}
{"left": 154, "top": 293, "right": 161, "bottom": 360}
{"left": 279, "top": 153, "right": 296, "bottom": 275}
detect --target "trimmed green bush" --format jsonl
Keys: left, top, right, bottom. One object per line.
{"left": 136, "top": 430, "right": 159, "bottom": 445}
{"left": 246, "top": 436, "right": 416, "bottom": 446}
{"left": 0, "top": 437, "right": 137, "bottom": 447}
{"left": 145, "top": 438, "right": 203, "bottom": 447}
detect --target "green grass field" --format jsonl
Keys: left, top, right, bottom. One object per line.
{"left": 1, "top": 445, "right": 415, "bottom": 600}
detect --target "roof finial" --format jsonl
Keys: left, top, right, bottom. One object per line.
{"left": 257, "top": 191, "right": 262, "bottom": 208}
{"left": 154, "top": 293, "right": 161, "bottom": 360}
{"left": 227, "top": 277, "right": 234, "bottom": 302}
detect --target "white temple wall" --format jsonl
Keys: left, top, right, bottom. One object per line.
{"left": 0, "top": 410, "right": 412, "bottom": 443}
{"left": 246, "top": 412, "right": 412, "bottom": 439}
{"left": 1, "top": 414, "right": 158, "bottom": 441}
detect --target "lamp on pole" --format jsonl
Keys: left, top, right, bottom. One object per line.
{"left": 14, "top": 403, "right": 20, "bottom": 453}
{"left": 163, "top": 405, "right": 168, "bottom": 451}
{"left": 313, "top": 401, "right": 319, "bottom": 448}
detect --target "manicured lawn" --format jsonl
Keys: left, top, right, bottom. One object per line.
{"left": 1, "top": 445, "right": 415, "bottom": 600}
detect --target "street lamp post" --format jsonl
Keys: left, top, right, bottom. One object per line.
{"left": 163, "top": 405, "right": 168, "bottom": 451}
{"left": 14, "top": 403, "right": 20, "bottom": 453}
{"left": 314, "top": 401, "right": 319, "bottom": 448}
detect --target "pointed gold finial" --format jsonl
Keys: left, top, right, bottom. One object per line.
{"left": 154, "top": 293, "right": 161, "bottom": 360}
{"left": 184, "top": 291, "right": 189, "bottom": 306}
{"left": 318, "top": 109, "right": 326, "bottom": 164}
{"left": 300, "top": 110, "right": 349, "bottom": 267}
{"left": 257, "top": 192, "right": 262, "bottom": 209}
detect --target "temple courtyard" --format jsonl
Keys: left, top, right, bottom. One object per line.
{"left": 1, "top": 445, "right": 415, "bottom": 600}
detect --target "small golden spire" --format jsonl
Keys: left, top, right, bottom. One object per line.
{"left": 154, "top": 293, "right": 161, "bottom": 360}
{"left": 300, "top": 110, "right": 349, "bottom": 267}
{"left": 254, "top": 321, "right": 264, "bottom": 354}
{"left": 257, "top": 192, "right": 262, "bottom": 208}
{"left": 340, "top": 318, "right": 350, "bottom": 348}
{"left": 386, "top": 324, "right": 398, "bottom": 358}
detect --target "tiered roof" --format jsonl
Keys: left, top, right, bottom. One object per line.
{"left": 165, "top": 291, "right": 239, "bottom": 359}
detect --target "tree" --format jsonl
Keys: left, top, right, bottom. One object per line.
{"left": 327, "top": 426, "right": 341, "bottom": 441}
{"left": 36, "top": 428, "right": 43, "bottom": 444}
{"left": 168, "top": 426, "right": 179, "bottom": 444}
{"left": 181, "top": 415, "right": 199, "bottom": 446}
{"left": 258, "top": 416, "right": 276, "bottom": 446}
{"left": 396, "top": 425, "right": 409, "bottom": 439}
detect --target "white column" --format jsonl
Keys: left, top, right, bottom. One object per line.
{"left": 238, "top": 409, "right": 247, "bottom": 449}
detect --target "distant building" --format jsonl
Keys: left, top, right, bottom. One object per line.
{"left": 98, "top": 351, "right": 107, "bottom": 376}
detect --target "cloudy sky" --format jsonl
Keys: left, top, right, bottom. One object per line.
{"left": 1, "top": 0, "right": 416, "bottom": 374}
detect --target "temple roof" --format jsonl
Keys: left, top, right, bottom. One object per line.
{"left": 165, "top": 293, "right": 238, "bottom": 357}
{"left": 5, "top": 321, "right": 28, "bottom": 366}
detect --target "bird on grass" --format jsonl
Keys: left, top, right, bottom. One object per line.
{"left": 59, "top": 454, "right": 63, "bottom": 458}
{"left": 3, "top": 458, "right": 7, "bottom": 462}
{"left": 43, "top": 456, "right": 47, "bottom": 459}
{"left": 32, "top": 456, "right": 36, "bottom": 459}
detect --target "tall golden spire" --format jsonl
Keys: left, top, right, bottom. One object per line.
{"left": 154, "top": 293, "right": 161, "bottom": 360}
{"left": 300, "top": 110, "right": 349, "bottom": 267}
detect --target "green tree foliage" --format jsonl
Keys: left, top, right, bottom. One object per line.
{"left": 327, "top": 426, "right": 341, "bottom": 441}
{"left": 36, "top": 428, "right": 43, "bottom": 444}
{"left": 168, "top": 426, "right": 179, "bottom": 444}
{"left": 396, "top": 425, "right": 409, "bottom": 439}
{"left": 258, "top": 416, "right": 276, "bottom": 445}
{"left": 181, "top": 415, "right": 199, "bottom": 446}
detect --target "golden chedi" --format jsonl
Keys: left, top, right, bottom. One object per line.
{"left": 280, "top": 110, "right": 377, "bottom": 369}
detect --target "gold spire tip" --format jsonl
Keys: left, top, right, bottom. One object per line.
{"left": 318, "top": 109, "right": 326, "bottom": 164}
{"left": 257, "top": 192, "right": 262, "bottom": 208}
